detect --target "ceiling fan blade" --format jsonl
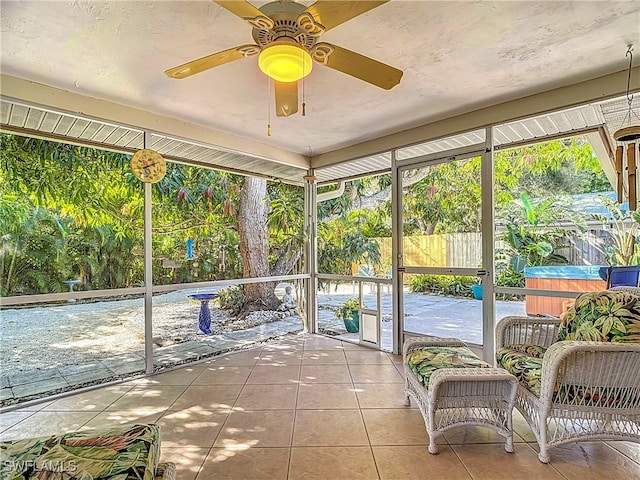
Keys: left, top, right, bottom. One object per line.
{"left": 274, "top": 81, "right": 298, "bottom": 117}
{"left": 303, "top": 1, "right": 388, "bottom": 32}
{"left": 214, "top": 1, "right": 274, "bottom": 29}
{"left": 314, "top": 43, "right": 402, "bottom": 90}
{"left": 164, "top": 45, "right": 258, "bottom": 79}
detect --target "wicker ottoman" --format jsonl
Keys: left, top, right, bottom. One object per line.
{"left": 404, "top": 337, "right": 518, "bottom": 454}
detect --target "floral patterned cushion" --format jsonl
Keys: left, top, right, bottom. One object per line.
{"left": 557, "top": 290, "right": 640, "bottom": 343}
{"left": 496, "top": 346, "right": 544, "bottom": 396}
{"left": 406, "top": 345, "right": 491, "bottom": 389}
{"left": 496, "top": 345, "right": 637, "bottom": 405}
{"left": 0, "top": 423, "right": 161, "bottom": 480}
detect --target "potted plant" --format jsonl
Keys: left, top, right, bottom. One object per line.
{"left": 470, "top": 283, "right": 483, "bottom": 300}
{"left": 335, "top": 297, "right": 361, "bottom": 333}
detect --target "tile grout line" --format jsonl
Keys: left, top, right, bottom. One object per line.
{"left": 194, "top": 345, "right": 265, "bottom": 479}
{"left": 350, "top": 349, "right": 384, "bottom": 480}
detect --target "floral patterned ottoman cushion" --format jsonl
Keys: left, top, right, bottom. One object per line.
{"left": 406, "top": 345, "right": 491, "bottom": 389}
{"left": 0, "top": 423, "right": 161, "bottom": 480}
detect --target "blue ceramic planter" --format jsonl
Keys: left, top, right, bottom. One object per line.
{"left": 471, "top": 284, "right": 483, "bottom": 300}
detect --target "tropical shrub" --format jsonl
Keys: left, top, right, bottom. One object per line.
{"left": 408, "top": 275, "right": 478, "bottom": 297}
{"left": 590, "top": 195, "right": 640, "bottom": 266}
{"left": 335, "top": 297, "right": 361, "bottom": 319}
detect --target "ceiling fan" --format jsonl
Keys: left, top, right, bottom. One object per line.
{"left": 164, "top": 0, "right": 403, "bottom": 117}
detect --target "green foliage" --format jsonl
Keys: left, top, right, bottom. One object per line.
{"left": 217, "top": 285, "right": 247, "bottom": 316}
{"left": 590, "top": 196, "right": 640, "bottom": 266}
{"left": 497, "top": 193, "right": 576, "bottom": 274}
{"left": 0, "top": 132, "right": 615, "bottom": 299}
{"left": 0, "top": 133, "right": 303, "bottom": 296}
{"left": 408, "top": 275, "right": 479, "bottom": 297}
{"left": 494, "top": 267, "right": 525, "bottom": 301}
{"left": 403, "top": 157, "right": 481, "bottom": 236}
{"left": 335, "top": 297, "right": 361, "bottom": 319}
{"left": 318, "top": 207, "right": 384, "bottom": 276}
{"left": 494, "top": 138, "right": 609, "bottom": 201}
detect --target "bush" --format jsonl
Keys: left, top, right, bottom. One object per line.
{"left": 408, "top": 275, "right": 478, "bottom": 297}
{"left": 408, "top": 272, "right": 525, "bottom": 300}
{"left": 218, "top": 286, "right": 247, "bottom": 316}
{"left": 495, "top": 269, "right": 525, "bottom": 301}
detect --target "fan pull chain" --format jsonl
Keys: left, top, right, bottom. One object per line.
{"left": 302, "top": 51, "right": 306, "bottom": 116}
{"left": 267, "top": 78, "right": 272, "bottom": 136}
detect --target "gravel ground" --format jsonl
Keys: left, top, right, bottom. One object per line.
{"left": 0, "top": 290, "right": 293, "bottom": 374}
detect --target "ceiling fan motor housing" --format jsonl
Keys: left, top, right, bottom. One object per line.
{"left": 252, "top": 1, "right": 320, "bottom": 51}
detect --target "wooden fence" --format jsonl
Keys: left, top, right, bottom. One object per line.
{"left": 372, "top": 229, "right": 609, "bottom": 269}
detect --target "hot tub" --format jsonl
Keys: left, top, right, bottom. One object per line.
{"left": 524, "top": 265, "right": 607, "bottom": 316}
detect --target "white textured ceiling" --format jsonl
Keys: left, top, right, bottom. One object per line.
{"left": 1, "top": 0, "right": 639, "bottom": 158}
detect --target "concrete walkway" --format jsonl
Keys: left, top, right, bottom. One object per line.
{"left": 317, "top": 289, "right": 526, "bottom": 348}
{"left": 0, "top": 288, "right": 525, "bottom": 406}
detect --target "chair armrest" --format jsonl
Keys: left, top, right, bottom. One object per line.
{"left": 538, "top": 341, "right": 640, "bottom": 408}
{"left": 495, "top": 316, "right": 560, "bottom": 350}
{"left": 403, "top": 336, "right": 466, "bottom": 362}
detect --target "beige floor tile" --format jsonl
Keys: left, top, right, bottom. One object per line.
{"left": 42, "top": 385, "right": 132, "bottom": 411}
{"left": 345, "top": 350, "right": 394, "bottom": 364}
{"left": 512, "top": 409, "right": 537, "bottom": 443}
{"left": 339, "top": 341, "right": 367, "bottom": 350}
{"left": 289, "top": 446, "right": 379, "bottom": 480}
{"left": 246, "top": 365, "right": 301, "bottom": 384}
{"left": 160, "top": 446, "right": 209, "bottom": 480}
{"left": 199, "top": 447, "right": 290, "bottom": 480}
{"left": 0, "top": 411, "right": 34, "bottom": 433}
{"left": 235, "top": 384, "right": 298, "bottom": 410}
{"left": 81, "top": 409, "right": 164, "bottom": 430}
{"left": 192, "top": 366, "right": 252, "bottom": 385}
{"left": 296, "top": 383, "right": 359, "bottom": 409}
{"left": 215, "top": 409, "right": 295, "bottom": 448}
{"left": 605, "top": 440, "right": 640, "bottom": 463}
{"left": 373, "top": 445, "right": 472, "bottom": 479}
{"left": 301, "top": 350, "right": 347, "bottom": 365}
{"left": 168, "top": 384, "right": 242, "bottom": 412}
{"left": 143, "top": 365, "right": 206, "bottom": 385}
{"left": 547, "top": 441, "right": 640, "bottom": 479}
{"left": 453, "top": 443, "right": 564, "bottom": 479}
{"left": 300, "top": 364, "right": 352, "bottom": 383}
{"left": 362, "top": 408, "right": 429, "bottom": 445}
{"left": 355, "top": 383, "right": 414, "bottom": 409}
{"left": 387, "top": 353, "right": 404, "bottom": 365}
{"left": 157, "top": 408, "right": 228, "bottom": 447}
{"left": 263, "top": 338, "right": 305, "bottom": 351}
{"left": 1, "top": 411, "right": 98, "bottom": 440}
{"left": 206, "top": 349, "right": 262, "bottom": 367}
{"left": 104, "top": 385, "right": 187, "bottom": 411}
{"left": 443, "top": 424, "right": 517, "bottom": 446}
{"left": 304, "top": 336, "right": 347, "bottom": 351}
{"left": 255, "top": 349, "right": 303, "bottom": 366}
{"left": 349, "top": 364, "right": 403, "bottom": 383}
{"left": 293, "top": 409, "right": 369, "bottom": 446}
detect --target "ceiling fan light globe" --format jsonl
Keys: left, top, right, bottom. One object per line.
{"left": 258, "top": 44, "right": 313, "bottom": 83}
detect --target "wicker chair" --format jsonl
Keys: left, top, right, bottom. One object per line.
{"left": 496, "top": 313, "right": 640, "bottom": 463}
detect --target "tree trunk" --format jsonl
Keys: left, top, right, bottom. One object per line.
{"left": 238, "top": 177, "right": 279, "bottom": 312}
